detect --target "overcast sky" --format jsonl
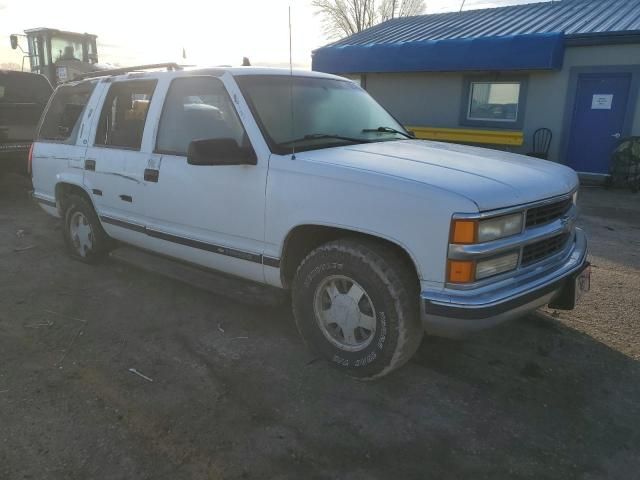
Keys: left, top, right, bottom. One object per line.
{"left": 0, "top": 0, "right": 554, "bottom": 69}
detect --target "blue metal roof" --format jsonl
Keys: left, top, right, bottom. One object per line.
{"left": 313, "top": 32, "right": 565, "bottom": 74}
{"left": 312, "top": 0, "right": 640, "bottom": 74}
{"left": 322, "top": 0, "right": 640, "bottom": 47}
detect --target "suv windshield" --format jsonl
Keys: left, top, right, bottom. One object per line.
{"left": 236, "top": 75, "right": 409, "bottom": 154}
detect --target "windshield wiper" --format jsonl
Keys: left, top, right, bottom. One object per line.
{"left": 362, "top": 126, "right": 415, "bottom": 139}
{"left": 278, "top": 133, "right": 373, "bottom": 146}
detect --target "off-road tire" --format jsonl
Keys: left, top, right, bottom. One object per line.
{"left": 62, "top": 194, "right": 111, "bottom": 264}
{"left": 292, "top": 238, "right": 423, "bottom": 379}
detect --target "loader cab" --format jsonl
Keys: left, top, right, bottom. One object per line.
{"left": 22, "top": 28, "right": 99, "bottom": 85}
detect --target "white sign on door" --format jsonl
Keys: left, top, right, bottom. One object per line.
{"left": 592, "top": 94, "right": 613, "bottom": 110}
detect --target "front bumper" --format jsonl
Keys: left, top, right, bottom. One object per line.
{"left": 421, "top": 227, "right": 588, "bottom": 337}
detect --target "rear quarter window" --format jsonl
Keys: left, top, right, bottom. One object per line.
{"left": 38, "top": 80, "right": 97, "bottom": 144}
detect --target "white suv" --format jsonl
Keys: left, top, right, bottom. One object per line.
{"left": 31, "top": 66, "right": 590, "bottom": 378}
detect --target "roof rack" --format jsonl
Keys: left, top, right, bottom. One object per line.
{"left": 75, "top": 62, "right": 183, "bottom": 80}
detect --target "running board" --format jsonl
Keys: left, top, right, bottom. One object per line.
{"left": 109, "top": 246, "right": 288, "bottom": 307}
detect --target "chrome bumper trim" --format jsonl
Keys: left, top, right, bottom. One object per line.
{"left": 421, "top": 228, "right": 588, "bottom": 337}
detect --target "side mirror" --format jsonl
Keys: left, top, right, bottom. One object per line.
{"left": 187, "top": 138, "right": 257, "bottom": 166}
{"left": 10, "top": 35, "right": 18, "bottom": 50}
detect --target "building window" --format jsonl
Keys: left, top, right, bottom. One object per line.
{"left": 460, "top": 77, "right": 527, "bottom": 129}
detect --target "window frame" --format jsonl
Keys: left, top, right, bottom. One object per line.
{"left": 154, "top": 75, "right": 247, "bottom": 157}
{"left": 93, "top": 78, "right": 158, "bottom": 151}
{"left": 459, "top": 75, "right": 528, "bottom": 130}
{"left": 36, "top": 79, "right": 98, "bottom": 145}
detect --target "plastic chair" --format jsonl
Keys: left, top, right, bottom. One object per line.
{"left": 527, "top": 128, "right": 552, "bottom": 160}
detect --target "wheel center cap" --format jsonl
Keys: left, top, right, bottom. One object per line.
{"left": 333, "top": 295, "right": 359, "bottom": 328}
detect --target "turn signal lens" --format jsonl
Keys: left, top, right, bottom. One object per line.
{"left": 448, "top": 260, "right": 475, "bottom": 283}
{"left": 451, "top": 220, "right": 477, "bottom": 244}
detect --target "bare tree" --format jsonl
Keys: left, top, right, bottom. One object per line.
{"left": 379, "top": 0, "right": 426, "bottom": 21}
{"left": 313, "top": 0, "right": 426, "bottom": 39}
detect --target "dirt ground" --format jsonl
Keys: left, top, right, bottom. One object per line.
{"left": 1, "top": 174, "right": 639, "bottom": 480}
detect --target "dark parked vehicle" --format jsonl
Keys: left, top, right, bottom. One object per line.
{"left": 0, "top": 70, "right": 52, "bottom": 176}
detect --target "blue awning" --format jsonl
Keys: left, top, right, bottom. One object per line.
{"left": 312, "top": 32, "right": 565, "bottom": 74}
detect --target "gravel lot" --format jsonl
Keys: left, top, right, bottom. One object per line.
{"left": 1, "top": 174, "right": 639, "bottom": 479}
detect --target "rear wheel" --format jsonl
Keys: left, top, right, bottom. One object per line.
{"left": 62, "top": 194, "right": 111, "bottom": 263}
{"left": 292, "top": 239, "right": 423, "bottom": 379}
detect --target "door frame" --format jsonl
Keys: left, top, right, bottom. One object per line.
{"left": 560, "top": 65, "right": 640, "bottom": 178}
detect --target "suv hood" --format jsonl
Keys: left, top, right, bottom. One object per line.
{"left": 301, "top": 140, "right": 578, "bottom": 211}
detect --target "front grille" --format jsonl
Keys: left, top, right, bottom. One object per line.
{"left": 525, "top": 198, "right": 572, "bottom": 228}
{"left": 521, "top": 233, "right": 570, "bottom": 267}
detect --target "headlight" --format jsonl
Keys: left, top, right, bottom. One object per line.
{"left": 477, "top": 213, "right": 523, "bottom": 243}
{"left": 451, "top": 213, "right": 523, "bottom": 244}
{"left": 476, "top": 252, "right": 520, "bottom": 280}
{"left": 448, "top": 212, "right": 524, "bottom": 284}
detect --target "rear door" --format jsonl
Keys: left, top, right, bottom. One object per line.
{"left": 83, "top": 78, "right": 158, "bottom": 241}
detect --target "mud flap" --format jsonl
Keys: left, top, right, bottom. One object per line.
{"left": 548, "top": 262, "right": 591, "bottom": 310}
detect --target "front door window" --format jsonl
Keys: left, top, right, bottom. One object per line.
{"left": 155, "top": 76, "right": 249, "bottom": 156}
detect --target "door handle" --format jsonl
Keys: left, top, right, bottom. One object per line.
{"left": 144, "top": 168, "right": 159, "bottom": 183}
{"left": 85, "top": 159, "right": 96, "bottom": 171}
{"left": 612, "top": 133, "right": 621, "bottom": 139}
{"left": 119, "top": 195, "right": 133, "bottom": 203}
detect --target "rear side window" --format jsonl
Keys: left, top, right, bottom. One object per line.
{"left": 95, "top": 80, "right": 157, "bottom": 150}
{"left": 38, "top": 80, "right": 96, "bottom": 144}
{"left": 156, "top": 76, "right": 248, "bottom": 155}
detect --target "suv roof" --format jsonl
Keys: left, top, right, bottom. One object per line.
{"left": 77, "top": 66, "right": 345, "bottom": 84}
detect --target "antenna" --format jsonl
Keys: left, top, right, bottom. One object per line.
{"left": 459, "top": 0, "right": 466, "bottom": 12}
{"left": 289, "top": 5, "right": 296, "bottom": 160}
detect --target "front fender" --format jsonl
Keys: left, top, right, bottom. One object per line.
{"left": 265, "top": 155, "right": 479, "bottom": 286}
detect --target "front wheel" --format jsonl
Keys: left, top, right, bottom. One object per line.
{"left": 292, "top": 239, "right": 423, "bottom": 379}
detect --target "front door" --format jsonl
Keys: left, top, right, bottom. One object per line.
{"left": 134, "top": 74, "right": 269, "bottom": 284}
{"left": 566, "top": 73, "right": 632, "bottom": 174}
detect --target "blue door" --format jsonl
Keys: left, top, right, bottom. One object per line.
{"left": 566, "top": 73, "right": 631, "bottom": 174}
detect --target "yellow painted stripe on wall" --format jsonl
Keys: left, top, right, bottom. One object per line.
{"left": 407, "top": 126, "right": 524, "bottom": 146}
